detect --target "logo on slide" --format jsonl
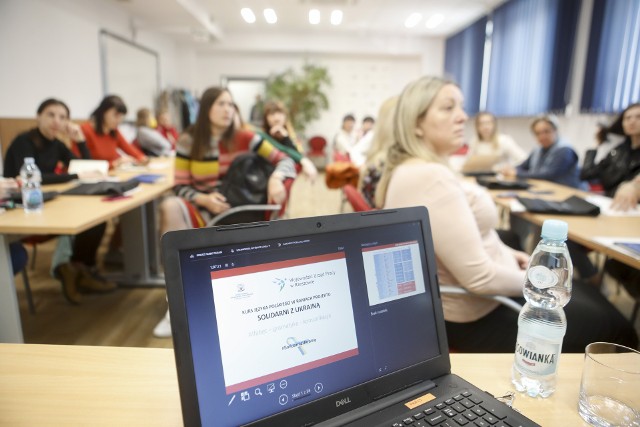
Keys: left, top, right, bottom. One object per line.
{"left": 236, "top": 284, "right": 246, "bottom": 293}
{"left": 230, "top": 283, "right": 253, "bottom": 301}
{"left": 274, "top": 278, "right": 286, "bottom": 292}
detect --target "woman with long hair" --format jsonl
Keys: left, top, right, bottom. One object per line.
{"left": 376, "top": 76, "right": 637, "bottom": 352}
{"left": 76, "top": 95, "right": 148, "bottom": 168}
{"left": 154, "top": 87, "right": 297, "bottom": 337}
{"left": 469, "top": 111, "right": 526, "bottom": 166}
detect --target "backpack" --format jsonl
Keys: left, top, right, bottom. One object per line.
{"left": 218, "top": 153, "right": 275, "bottom": 224}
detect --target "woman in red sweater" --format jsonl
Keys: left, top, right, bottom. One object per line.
{"left": 75, "top": 95, "right": 148, "bottom": 168}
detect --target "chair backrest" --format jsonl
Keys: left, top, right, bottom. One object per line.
{"left": 439, "top": 285, "right": 523, "bottom": 313}
{"left": 308, "top": 136, "right": 327, "bottom": 154}
{"left": 342, "top": 184, "right": 374, "bottom": 212}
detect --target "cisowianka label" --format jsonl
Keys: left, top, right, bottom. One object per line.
{"left": 527, "top": 265, "right": 558, "bottom": 289}
{"left": 514, "top": 333, "right": 561, "bottom": 376}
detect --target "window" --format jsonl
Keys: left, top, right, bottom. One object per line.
{"left": 581, "top": 0, "right": 640, "bottom": 113}
{"left": 485, "top": 0, "right": 581, "bottom": 116}
{"left": 444, "top": 16, "right": 488, "bottom": 115}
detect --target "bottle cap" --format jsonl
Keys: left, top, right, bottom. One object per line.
{"left": 541, "top": 219, "right": 568, "bottom": 241}
{"left": 25, "top": 157, "right": 35, "bottom": 164}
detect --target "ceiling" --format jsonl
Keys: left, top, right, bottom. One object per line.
{"left": 114, "top": 0, "right": 507, "bottom": 44}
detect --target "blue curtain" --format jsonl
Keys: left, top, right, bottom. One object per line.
{"left": 486, "top": 0, "right": 581, "bottom": 116}
{"left": 444, "top": 16, "right": 488, "bottom": 115}
{"left": 581, "top": 0, "right": 640, "bottom": 113}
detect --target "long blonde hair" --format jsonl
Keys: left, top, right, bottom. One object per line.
{"left": 473, "top": 111, "right": 499, "bottom": 151}
{"left": 365, "top": 96, "right": 399, "bottom": 167}
{"left": 375, "top": 76, "right": 453, "bottom": 208}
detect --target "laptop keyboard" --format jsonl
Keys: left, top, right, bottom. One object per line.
{"left": 389, "top": 390, "right": 529, "bottom": 427}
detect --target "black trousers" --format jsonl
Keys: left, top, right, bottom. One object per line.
{"left": 70, "top": 222, "right": 107, "bottom": 267}
{"left": 445, "top": 281, "right": 638, "bottom": 353}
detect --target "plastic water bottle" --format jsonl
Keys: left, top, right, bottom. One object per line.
{"left": 20, "top": 157, "right": 43, "bottom": 213}
{"left": 512, "top": 219, "right": 572, "bottom": 398}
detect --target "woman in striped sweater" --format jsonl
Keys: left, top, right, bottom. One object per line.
{"left": 160, "top": 86, "right": 296, "bottom": 230}
{"left": 154, "top": 87, "right": 296, "bottom": 337}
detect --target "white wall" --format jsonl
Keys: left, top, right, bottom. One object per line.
{"left": 0, "top": 0, "right": 184, "bottom": 119}
{"left": 188, "top": 37, "right": 443, "bottom": 141}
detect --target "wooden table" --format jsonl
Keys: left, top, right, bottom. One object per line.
{"left": 0, "top": 344, "right": 589, "bottom": 426}
{"left": 488, "top": 179, "right": 640, "bottom": 270}
{"left": 0, "top": 160, "right": 174, "bottom": 343}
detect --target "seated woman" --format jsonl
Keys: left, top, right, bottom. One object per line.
{"left": 469, "top": 111, "right": 526, "bottom": 167}
{"left": 2, "top": 98, "right": 115, "bottom": 304}
{"left": 153, "top": 87, "right": 297, "bottom": 338}
{"left": 376, "top": 75, "right": 637, "bottom": 352}
{"left": 74, "top": 95, "right": 148, "bottom": 168}
{"left": 581, "top": 103, "right": 640, "bottom": 204}
{"left": 501, "top": 115, "right": 586, "bottom": 190}
{"left": 135, "top": 108, "right": 172, "bottom": 157}
{"left": 581, "top": 103, "right": 640, "bottom": 287}
{"left": 261, "top": 100, "right": 317, "bottom": 181}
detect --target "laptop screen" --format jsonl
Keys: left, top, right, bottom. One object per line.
{"left": 172, "top": 216, "right": 445, "bottom": 426}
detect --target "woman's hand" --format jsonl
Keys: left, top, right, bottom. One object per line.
{"left": 269, "top": 124, "right": 288, "bottom": 139}
{"left": 511, "top": 250, "right": 530, "bottom": 270}
{"left": 300, "top": 157, "right": 318, "bottom": 183}
{"left": 611, "top": 181, "right": 639, "bottom": 211}
{"left": 113, "top": 155, "right": 135, "bottom": 168}
{"left": 195, "top": 192, "right": 230, "bottom": 214}
{"left": 499, "top": 165, "right": 517, "bottom": 178}
{"left": 267, "top": 175, "right": 287, "bottom": 205}
{"left": 65, "top": 122, "right": 85, "bottom": 141}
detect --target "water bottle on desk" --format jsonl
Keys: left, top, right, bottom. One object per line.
{"left": 20, "top": 157, "right": 43, "bottom": 213}
{"left": 512, "top": 219, "right": 572, "bottom": 398}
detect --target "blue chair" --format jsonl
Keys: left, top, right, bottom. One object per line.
{"left": 10, "top": 242, "right": 35, "bottom": 314}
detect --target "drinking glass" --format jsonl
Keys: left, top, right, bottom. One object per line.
{"left": 578, "top": 342, "right": 640, "bottom": 426}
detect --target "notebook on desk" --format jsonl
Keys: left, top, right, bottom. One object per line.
{"left": 161, "top": 207, "right": 540, "bottom": 427}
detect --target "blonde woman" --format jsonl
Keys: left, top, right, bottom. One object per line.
{"left": 376, "top": 76, "right": 637, "bottom": 352}
{"left": 469, "top": 111, "right": 526, "bottom": 166}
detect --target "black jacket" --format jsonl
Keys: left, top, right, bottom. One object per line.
{"left": 580, "top": 139, "right": 640, "bottom": 197}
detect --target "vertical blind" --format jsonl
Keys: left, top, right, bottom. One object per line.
{"left": 485, "top": 0, "right": 581, "bottom": 116}
{"left": 581, "top": 0, "right": 640, "bottom": 113}
{"left": 444, "top": 16, "right": 487, "bottom": 116}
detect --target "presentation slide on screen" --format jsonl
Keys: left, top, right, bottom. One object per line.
{"left": 362, "top": 241, "right": 426, "bottom": 306}
{"left": 211, "top": 252, "right": 359, "bottom": 394}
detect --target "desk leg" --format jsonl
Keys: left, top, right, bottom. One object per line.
{"left": 0, "top": 235, "right": 24, "bottom": 343}
{"left": 111, "top": 199, "right": 165, "bottom": 286}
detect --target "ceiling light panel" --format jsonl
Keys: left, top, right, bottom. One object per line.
{"left": 331, "top": 10, "right": 343, "bottom": 25}
{"left": 309, "top": 9, "right": 320, "bottom": 25}
{"left": 240, "top": 8, "right": 256, "bottom": 23}
{"left": 404, "top": 12, "right": 422, "bottom": 28}
{"left": 425, "top": 13, "right": 445, "bottom": 29}
{"left": 264, "top": 8, "right": 277, "bottom": 24}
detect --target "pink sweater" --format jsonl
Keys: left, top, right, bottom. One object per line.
{"left": 384, "top": 159, "right": 525, "bottom": 323}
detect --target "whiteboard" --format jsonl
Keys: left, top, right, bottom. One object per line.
{"left": 100, "top": 30, "right": 159, "bottom": 121}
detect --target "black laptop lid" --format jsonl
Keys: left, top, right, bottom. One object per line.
{"left": 162, "top": 207, "right": 451, "bottom": 427}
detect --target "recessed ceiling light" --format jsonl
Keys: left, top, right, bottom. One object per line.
{"left": 240, "top": 8, "right": 256, "bottom": 24}
{"left": 331, "top": 10, "right": 343, "bottom": 26}
{"left": 404, "top": 13, "right": 422, "bottom": 29}
{"left": 309, "top": 9, "right": 320, "bottom": 25}
{"left": 264, "top": 8, "right": 277, "bottom": 24}
{"left": 425, "top": 13, "right": 444, "bottom": 29}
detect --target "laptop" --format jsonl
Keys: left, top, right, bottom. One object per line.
{"left": 162, "top": 207, "right": 539, "bottom": 427}
{"left": 461, "top": 154, "right": 501, "bottom": 176}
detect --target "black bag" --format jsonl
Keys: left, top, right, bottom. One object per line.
{"left": 62, "top": 178, "right": 139, "bottom": 196}
{"left": 477, "top": 177, "right": 531, "bottom": 190}
{"left": 218, "top": 153, "right": 275, "bottom": 224}
{"left": 516, "top": 195, "right": 600, "bottom": 216}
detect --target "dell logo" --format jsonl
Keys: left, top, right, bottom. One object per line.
{"left": 336, "top": 397, "right": 351, "bottom": 407}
